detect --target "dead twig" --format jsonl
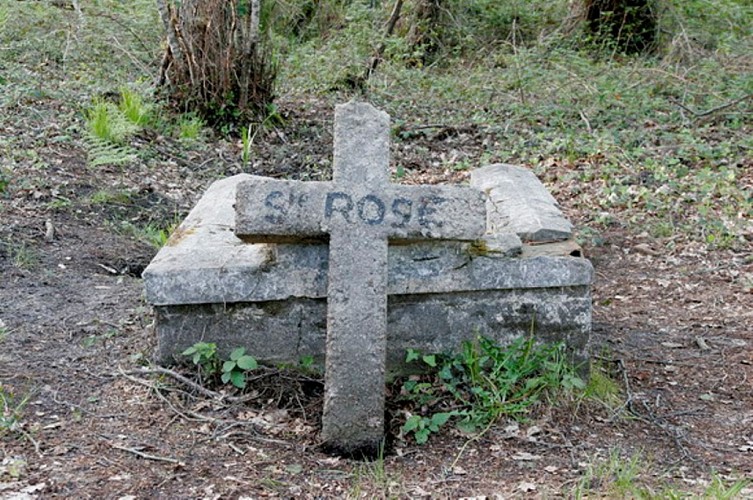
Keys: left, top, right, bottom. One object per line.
{"left": 120, "top": 368, "right": 235, "bottom": 426}
{"left": 449, "top": 418, "right": 496, "bottom": 472}
{"left": 668, "top": 93, "right": 752, "bottom": 120}
{"left": 122, "top": 366, "right": 222, "bottom": 400}
{"left": 17, "top": 427, "right": 43, "bottom": 457}
{"left": 123, "top": 365, "right": 270, "bottom": 404}
{"left": 614, "top": 358, "right": 696, "bottom": 462}
{"left": 111, "top": 443, "right": 184, "bottom": 465}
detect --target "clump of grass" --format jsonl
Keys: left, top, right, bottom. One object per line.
{"left": 0, "top": 383, "right": 30, "bottom": 437}
{"left": 117, "top": 220, "right": 176, "bottom": 249}
{"left": 573, "top": 450, "right": 751, "bottom": 499}
{"left": 574, "top": 450, "right": 647, "bottom": 499}
{"left": 177, "top": 113, "right": 205, "bottom": 141}
{"left": 582, "top": 360, "right": 623, "bottom": 410}
{"left": 10, "top": 242, "right": 38, "bottom": 270}
{"left": 88, "top": 189, "right": 133, "bottom": 205}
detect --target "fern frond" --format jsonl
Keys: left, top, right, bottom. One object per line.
{"left": 84, "top": 135, "right": 137, "bottom": 167}
{"left": 87, "top": 101, "right": 139, "bottom": 143}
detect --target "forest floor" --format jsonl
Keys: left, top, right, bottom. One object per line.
{"left": 2, "top": 1, "right": 753, "bottom": 497}
{"left": 1, "top": 92, "right": 751, "bottom": 498}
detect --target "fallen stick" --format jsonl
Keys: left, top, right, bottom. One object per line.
{"left": 111, "top": 443, "right": 184, "bottom": 465}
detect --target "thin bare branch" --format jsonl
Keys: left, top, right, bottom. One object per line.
{"left": 111, "top": 443, "right": 184, "bottom": 465}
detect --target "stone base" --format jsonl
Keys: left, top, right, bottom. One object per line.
{"left": 155, "top": 286, "right": 591, "bottom": 377}
{"left": 144, "top": 166, "right": 594, "bottom": 375}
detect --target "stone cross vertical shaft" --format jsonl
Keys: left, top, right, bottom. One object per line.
{"left": 235, "top": 102, "right": 486, "bottom": 455}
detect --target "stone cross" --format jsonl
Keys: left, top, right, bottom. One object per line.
{"left": 235, "top": 102, "right": 486, "bottom": 456}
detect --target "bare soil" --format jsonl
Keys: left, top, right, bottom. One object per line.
{"left": 1, "top": 96, "right": 752, "bottom": 498}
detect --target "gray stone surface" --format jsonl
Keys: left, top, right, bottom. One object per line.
{"left": 154, "top": 285, "right": 591, "bottom": 378}
{"left": 235, "top": 179, "right": 487, "bottom": 243}
{"left": 233, "top": 101, "right": 486, "bottom": 456}
{"left": 471, "top": 163, "right": 573, "bottom": 242}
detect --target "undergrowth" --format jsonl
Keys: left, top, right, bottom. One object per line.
{"left": 398, "top": 335, "right": 585, "bottom": 444}
{"left": 281, "top": 0, "right": 752, "bottom": 251}
{"left": 0, "top": 383, "right": 30, "bottom": 439}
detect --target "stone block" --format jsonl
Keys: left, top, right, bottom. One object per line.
{"left": 471, "top": 163, "right": 573, "bottom": 242}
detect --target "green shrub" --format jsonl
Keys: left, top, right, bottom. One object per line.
{"left": 177, "top": 113, "right": 204, "bottom": 141}
{"left": 182, "top": 342, "right": 221, "bottom": 381}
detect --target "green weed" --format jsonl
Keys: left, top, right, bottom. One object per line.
{"left": 221, "top": 347, "right": 258, "bottom": 389}
{"left": 89, "top": 189, "right": 133, "bottom": 205}
{"left": 142, "top": 223, "right": 174, "bottom": 249}
{"left": 400, "top": 335, "right": 585, "bottom": 443}
{"left": 582, "top": 361, "right": 623, "bottom": 410}
{"left": 116, "top": 220, "right": 176, "bottom": 249}
{"left": 402, "top": 411, "right": 455, "bottom": 445}
{"left": 347, "top": 442, "right": 401, "bottom": 498}
{"left": 10, "top": 243, "right": 38, "bottom": 270}
{"left": 118, "top": 87, "right": 152, "bottom": 126}
{"left": 0, "top": 384, "right": 30, "bottom": 437}
{"left": 182, "top": 342, "right": 259, "bottom": 389}
{"left": 182, "top": 342, "right": 221, "bottom": 380}
{"left": 84, "top": 91, "right": 151, "bottom": 166}
{"left": 87, "top": 101, "right": 115, "bottom": 142}
{"left": 296, "top": 354, "right": 323, "bottom": 376}
{"left": 240, "top": 124, "right": 254, "bottom": 167}
{"left": 86, "top": 100, "right": 138, "bottom": 143}
{"left": 81, "top": 328, "right": 119, "bottom": 349}
{"left": 46, "top": 197, "right": 72, "bottom": 210}
{"left": 701, "top": 474, "right": 750, "bottom": 499}
{"left": 574, "top": 450, "right": 647, "bottom": 499}
{"left": 573, "top": 450, "right": 751, "bottom": 499}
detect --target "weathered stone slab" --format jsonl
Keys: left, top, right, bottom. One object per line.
{"left": 143, "top": 175, "right": 329, "bottom": 306}
{"left": 143, "top": 176, "right": 590, "bottom": 307}
{"left": 233, "top": 102, "right": 486, "bottom": 456}
{"left": 471, "top": 163, "right": 573, "bottom": 242}
{"left": 144, "top": 177, "right": 592, "bottom": 304}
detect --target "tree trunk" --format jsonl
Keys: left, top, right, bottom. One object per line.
{"left": 582, "top": 0, "right": 659, "bottom": 54}
{"left": 407, "top": 0, "right": 442, "bottom": 65}
{"left": 155, "top": 0, "right": 275, "bottom": 129}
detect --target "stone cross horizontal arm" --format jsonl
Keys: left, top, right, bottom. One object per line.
{"left": 235, "top": 178, "right": 486, "bottom": 243}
